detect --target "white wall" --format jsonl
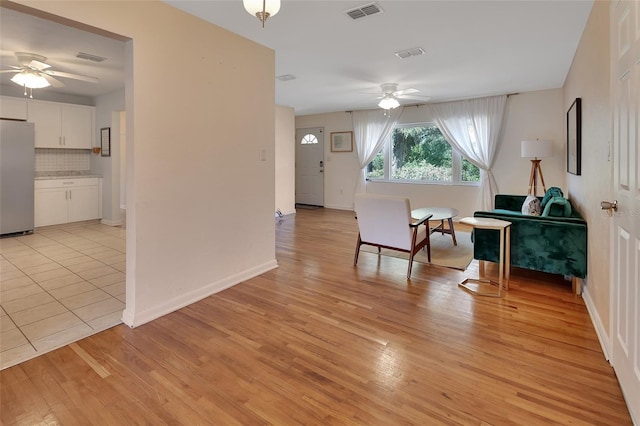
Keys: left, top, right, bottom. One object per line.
{"left": 296, "top": 89, "right": 566, "bottom": 218}
{"left": 16, "top": 0, "right": 277, "bottom": 327}
{"left": 494, "top": 89, "right": 566, "bottom": 195}
{"left": 296, "top": 112, "right": 360, "bottom": 210}
{"left": 563, "top": 1, "right": 611, "bottom": 343}
{"left": 275, "top": 105, "right": 295, "bottom": 215}
{"left": 93, "top": 88, "right": 125, "bottom": 226}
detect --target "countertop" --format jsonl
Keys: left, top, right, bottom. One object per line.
{"left": 35, "top": 172, "right": 102, "bottom": 180}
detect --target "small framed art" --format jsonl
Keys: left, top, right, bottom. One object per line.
{"left": 330, "top": 131, "right": 353, "bottom": 152}
{"left": 567, "top": 98, "right": 581, "bottom": 175}
{"left": 101, "top": 127, "right": 111, "bottom": 157}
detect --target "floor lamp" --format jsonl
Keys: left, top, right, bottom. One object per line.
{"left": 521, "top": 140, "right": 553, "bottom": 196}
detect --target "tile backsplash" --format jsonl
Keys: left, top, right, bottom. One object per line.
{"left": 35, "top": 148, "right": 90, "bottom": 173}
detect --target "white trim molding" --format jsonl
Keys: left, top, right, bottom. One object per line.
{"left": 121, "top": 260, "right": 278, "bottom": 328}
{"left": 582, "top": 282, "right": 611, "bottom": 361}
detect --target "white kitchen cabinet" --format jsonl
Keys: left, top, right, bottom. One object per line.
{"left": 35, "top": 178, "right": 101, "bottom": 227}
{"left": 67, "top": 185, "right": 100, "bottom": 223}
{"left": 28, "top": 100, "right": 94, "bottom": 149}
{"left": 34, "top": 187, "right": 69, "bottom": 227}
{"left": 0, "top": 96, "right": 28, "bottom": 120}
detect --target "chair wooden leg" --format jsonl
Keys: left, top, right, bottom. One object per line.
{"left": 407, "top": 250, "right": 415, "bottom": 279}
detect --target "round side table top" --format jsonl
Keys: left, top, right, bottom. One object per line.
{"left": 459, "top": 217, "right": 512, "bottom": 229}
{"left": 411, "top": 207, "right": 459, "bottom": 222}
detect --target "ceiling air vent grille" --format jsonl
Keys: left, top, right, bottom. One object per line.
{"left": 76, "top": 52, "right": 107, "bottom": 62}
{"left": 276, "top": 74, "right": 296, "bottom": 82}
{"left": 394, "top": 47, "right": 426, "bottom": 59}
{"left": 345, "top": 3, "right": 383, "bottom": 20}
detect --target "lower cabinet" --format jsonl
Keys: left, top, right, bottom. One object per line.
{"left": 35, "top": 178, "right": 101, "bottom": 227}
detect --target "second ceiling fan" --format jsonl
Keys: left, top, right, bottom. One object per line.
{"left": 376, "top": 83, "right": 430, "bottom": 110}
{"left": 0, "top": 52, "right": 98, "bottom": 97}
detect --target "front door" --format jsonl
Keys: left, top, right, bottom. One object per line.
{"left": 295, "top": 127, "right": 324, "bottom": 206}
{"left": 611, "top": 1, "right": 639, "bottom": 422}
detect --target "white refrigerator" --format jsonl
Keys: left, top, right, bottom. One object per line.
{"left": 0, "top": 120, "right": 35, "bottom": 236}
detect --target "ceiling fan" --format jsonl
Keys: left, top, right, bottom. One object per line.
{"left": 376, "top": 83, "right": 430, "bottom": 110}
{"left": 0, "top": 52, "right": 98, "bottom": 97}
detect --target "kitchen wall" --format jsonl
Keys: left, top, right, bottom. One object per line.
{"left": 0, "top": 83, "right": 93, "bottom": 106}
{"left": 562, "top": 1, "right": 612, "bottom": 350}
{"left": 295, "top": 88, "right": 566, "bottom": 218}
{"left": 93, "top": 88, "right": 125, "bottom": 226}
{"left": 35, "top": 148, "right": 90, "bottom": 174}
{"left": 15, "top": 0, "right": 277, "bottom": 328}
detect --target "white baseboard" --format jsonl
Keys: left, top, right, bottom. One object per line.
{"left": 279, "top": 208, "right": 296, "bottom": 216}
{"left": 121, "top": 259, "right": 278, "bottom": 328}
{"left": 582, "top": 283, "right": 611, "bottom": 361}
{"left": 101, "top": 218, "right": 123, "bottom": 226}
{"left": 324, "top": 203, "right": 354, "bottom": 211}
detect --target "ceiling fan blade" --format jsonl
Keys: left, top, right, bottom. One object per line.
{"left": 44, "top": 70, "right": 99, "bottom": 84}
{"left": 0, "top": 69, "right": 20, "bottom": 74}
{"left": 28, "top": 60, "right": 51, "bottom": 70}
{"left": 394, "top": 88, "right": 419, "bottom": 96}
{"left": 398, "top": 95, "right": 432, "bottom": 102}
{"left": 40, "top": 74, "right": 65, "bottom": 88}
{"left": 15, "top": 52, "right": 48, "bottom": 67}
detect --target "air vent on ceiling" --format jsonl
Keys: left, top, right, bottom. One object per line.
{"left": 394, "top": 47, "right": 426, "bottom": 59}
{"left": 345, "top": 2, "right": 383, "bottom": 20}
{"left": 76, "top": 52, "right": 107, "bottom": 62}
{"left": 276, "top": 74, "right": 296, "bottom": 82}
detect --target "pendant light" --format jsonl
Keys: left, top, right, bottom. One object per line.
{"left": 243, "top": 0, "right": 281, "bottom": 27}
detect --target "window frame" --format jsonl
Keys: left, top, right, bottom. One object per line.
{"left": 367, "top": 122, "right": 480, "bottom": 186}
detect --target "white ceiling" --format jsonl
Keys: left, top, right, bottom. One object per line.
{"left": 1, "top": 1, "right": 593, "bottom": 115}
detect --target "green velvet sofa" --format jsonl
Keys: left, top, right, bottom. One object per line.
{"left": 472, "top": 194, "right": 587, "bottom": 294}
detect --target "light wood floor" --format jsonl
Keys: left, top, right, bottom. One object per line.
{"left": 0, "top": 208, "right": 632, "bottom": 425}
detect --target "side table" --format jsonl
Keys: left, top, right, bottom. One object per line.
{"left": 411, "top": 207, "right": 459, "bottom": 245}
{"left": 458, "top": 217, "right": 512, "bottom": 297}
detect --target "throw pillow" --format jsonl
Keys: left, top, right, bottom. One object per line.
{"left": 541, "top": 196, "right": 572, "bottom": 217}
{"left": 541, "top": 187, "right": 564, "bottom": 208}
{"left": 521, "top": 195, "right": 542, "bottom": 216}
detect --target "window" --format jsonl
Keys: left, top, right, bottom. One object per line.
{"left": 300, "top": 134, "right": 318, "bottom": 144}
{"left": 366, "top": 124, "right": 480, "bottom": 184}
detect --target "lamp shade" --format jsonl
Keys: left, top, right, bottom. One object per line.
{"left": 11, "top": 71, "right": 50, "bottom": 89}
{"left": 521, "top": 139, "right": 552, "bottom": 158}
{"left": 378, "top": 96, "right": 400, "bottom": 110}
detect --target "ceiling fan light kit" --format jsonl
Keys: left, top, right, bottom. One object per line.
{"left": 243, "top": 0, "right": 280, "bottom": 27}
{"left": 378, "top": 95, "right": 400, "bottom": 110}
{"left": 11, "top": 71, "right": 50, "bottom": 89}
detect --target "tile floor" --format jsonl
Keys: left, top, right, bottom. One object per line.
{"left": 0, "top": 220, "right": 126, "bottom": 370}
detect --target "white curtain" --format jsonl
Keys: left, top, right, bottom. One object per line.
{"left": 426, "top": 95, "right": 507, "bottom": 211}
{"left": 352, "top": 107, "right": 404, "bottom": 194}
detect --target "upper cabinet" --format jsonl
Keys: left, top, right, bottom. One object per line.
{"left": 0, "top": 97, "right": 28, "bottom": 120}
{"left": 26, "top": 99, "right": 95, "bottom": 149}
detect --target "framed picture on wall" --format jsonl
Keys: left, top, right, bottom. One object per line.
{"left": 567, "top": 98, "right": 581, "bottom": 175}
{"left": 101, "top": 127, "right": 111, "bottom": 157}
{"left": 330, "top": 131, "right": 353, "bottom": 152}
